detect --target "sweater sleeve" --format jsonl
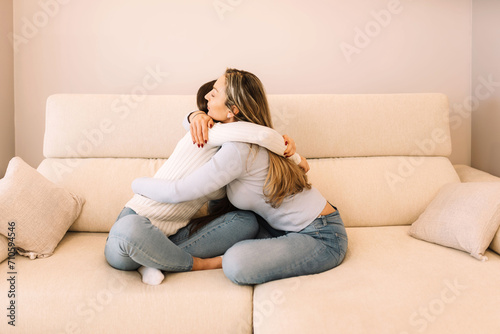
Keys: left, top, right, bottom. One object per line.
{"left": 132, "top": 142, "right": 244, "bottom": 204}
{"left": 208, "top": 122, "right": 301, "bottom": 164}
{"left": 182, "top": 113, "right": 190, "bottom": 131}
{"left": 182, "top": 111, "right": 205, "bottom": 131}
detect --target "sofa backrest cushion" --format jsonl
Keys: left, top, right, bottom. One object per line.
{"left": 37, "top": 158, "right": 164, "bottom": 232}
{"left": 40, "top": 93, "right": 458, "bottom": 231}
{"left": 44, "top": 93, "right": 451, "bottom": 159}
{"left": 307, "top": 156, "right": 459, "bottom": 227}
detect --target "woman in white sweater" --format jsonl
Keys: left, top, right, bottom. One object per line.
{"left": 132, "top": 68, "right": 348, "bottom": 285}
{"left": 104, "top": 79, "right": 300, "bottom": 285}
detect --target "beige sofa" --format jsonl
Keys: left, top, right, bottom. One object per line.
{"left": 1, "top": 93, "right": 500, "bottom": 334}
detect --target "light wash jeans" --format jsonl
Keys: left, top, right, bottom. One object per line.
{"left": 104, "top": 207, "right": 258, "bottom": 272}
{"left": 222, "top": 209, "right": 348, "bottom": 285}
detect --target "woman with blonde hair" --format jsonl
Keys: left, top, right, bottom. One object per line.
{"left": 105, "top": 77, "right": 300, "bottom": 285}
{"left": 133, "top": 68, "right": 348, "bottom": 284}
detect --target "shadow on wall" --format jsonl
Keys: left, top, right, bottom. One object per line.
{"left": 487, "top": 101, "right": 500, "bottom": 176}
{"left": 489, "top": 143, "right": 500, "bottom": 176}
{"left": 472, "top": 99, "right": 500, "bottom": 176}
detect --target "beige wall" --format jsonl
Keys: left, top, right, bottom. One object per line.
{"left": 471, "top": 0, "right": 500, "bottom": 177}
{"left": 0, "top": 0, "right": 15, "bottom": 177}
{"left": 13, "top": 0, "right": 472, "bottom": 168}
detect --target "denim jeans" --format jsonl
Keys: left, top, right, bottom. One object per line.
{"left": 104, "top": 207, "right": 258, "bottom": 272}
{"left": 222, "top": 210, "right": 348, "bottom": 285}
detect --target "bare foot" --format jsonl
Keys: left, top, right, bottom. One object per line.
{"left": 191, "top": 256, "right": 222, "bottom": 271}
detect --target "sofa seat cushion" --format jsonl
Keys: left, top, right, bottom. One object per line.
{"left": 0, "top": 232, "right": 253, "bottom": 334}
{"left": 253, "top": 226, "right": 500, "bottom": 334}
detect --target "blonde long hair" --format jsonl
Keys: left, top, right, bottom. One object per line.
{"left": 224, "top": 68, "right": 311, "bottom": 207}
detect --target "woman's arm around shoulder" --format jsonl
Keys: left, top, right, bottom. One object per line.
{"left": 208, "top": 122, "right": 302, "bottom": 164}
{"left": 131, "top": 142, "right": 245, "bottom": 204}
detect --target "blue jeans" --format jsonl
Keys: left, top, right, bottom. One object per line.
{"left": 222, "top": 210, "right": 348, "bottom": 285}
{"left": 104, "top": 207, "right": 258, "bottom": 272}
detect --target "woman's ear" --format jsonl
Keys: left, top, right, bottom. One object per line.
{"left": 226, "top": 105, "right": 240, "bottom": 119}
{"left": 231, "top": 105, "right": 240, "bottom": 116}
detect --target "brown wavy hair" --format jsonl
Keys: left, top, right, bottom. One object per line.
{"left": 224, "top": 68, "right": 310, "bottom": 208}
{"left": 196, "top": 79, "right": 216, "bottom": 112}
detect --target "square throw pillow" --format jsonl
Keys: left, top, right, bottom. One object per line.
{"left": 0, "top": 157, "right": 84, "bottom": 259}
{"left": 409, "top": 182, "right": 500, "bottom": 261}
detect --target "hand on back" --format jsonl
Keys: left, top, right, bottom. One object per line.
{"left": 189, "top": 112, "right": 214, "bottom": 147}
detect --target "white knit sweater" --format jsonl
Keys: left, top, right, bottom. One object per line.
{"left": 125, "top": 121, "right": 300, "bottom": 236}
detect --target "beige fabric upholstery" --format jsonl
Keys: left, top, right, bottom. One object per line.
{"left": 0, "top": 233, "right": 253, "bottom": 334}
{"left": 24, "top": 93, "right": 497, "bottom": 334}
{"left": 37, "top": 158, "right": 166, "bottom": 232}
{"left": 44, "top": 94, "right": 194, "bottom": 159}
{"left": 0, "top": 157, "right": 84, "bottom": 258}
{"left": 39, "top": 94, "right": 458, "bottom": 232}
{"left": 253, "top": 226, "right": 500, "bottom": 334}
{"left": 454, "top": 164, "right": 500, "bottom": 182}
{"left": 268, "top": 93, "right": 452, "bottom": 158}
{"left": 454, "top": 165, "right": 500, "bottom": 254}
{"left": 409, "top": 182, "right": 500, "bottom": 261}
{"left": 44, "top": 93, "right": 451, "bottom": 159}
{"left": 37, "top": 156, "right": 460, "bottom": 232}
{"left": 307, "top": 156, "right": 460, "bottom": 227}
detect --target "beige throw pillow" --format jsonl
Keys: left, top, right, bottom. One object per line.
{"left": 0, "top": 157, "right": 84, "bottom": 259}
{"left": 409, "top": 182, "right": 500, "bottom": 261}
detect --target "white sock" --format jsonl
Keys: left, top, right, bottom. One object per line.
{"left": 138, "top": 266, "right": 165, "bottom": 285}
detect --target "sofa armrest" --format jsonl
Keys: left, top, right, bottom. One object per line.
{"left": 453, "top": 165, "right": 500, "bottom": 255}
{"left": 0, "top": 234, "right": 8, "bottom": 264}
{"left": 453, "top": 164, "right": 500, "bottom": 182}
